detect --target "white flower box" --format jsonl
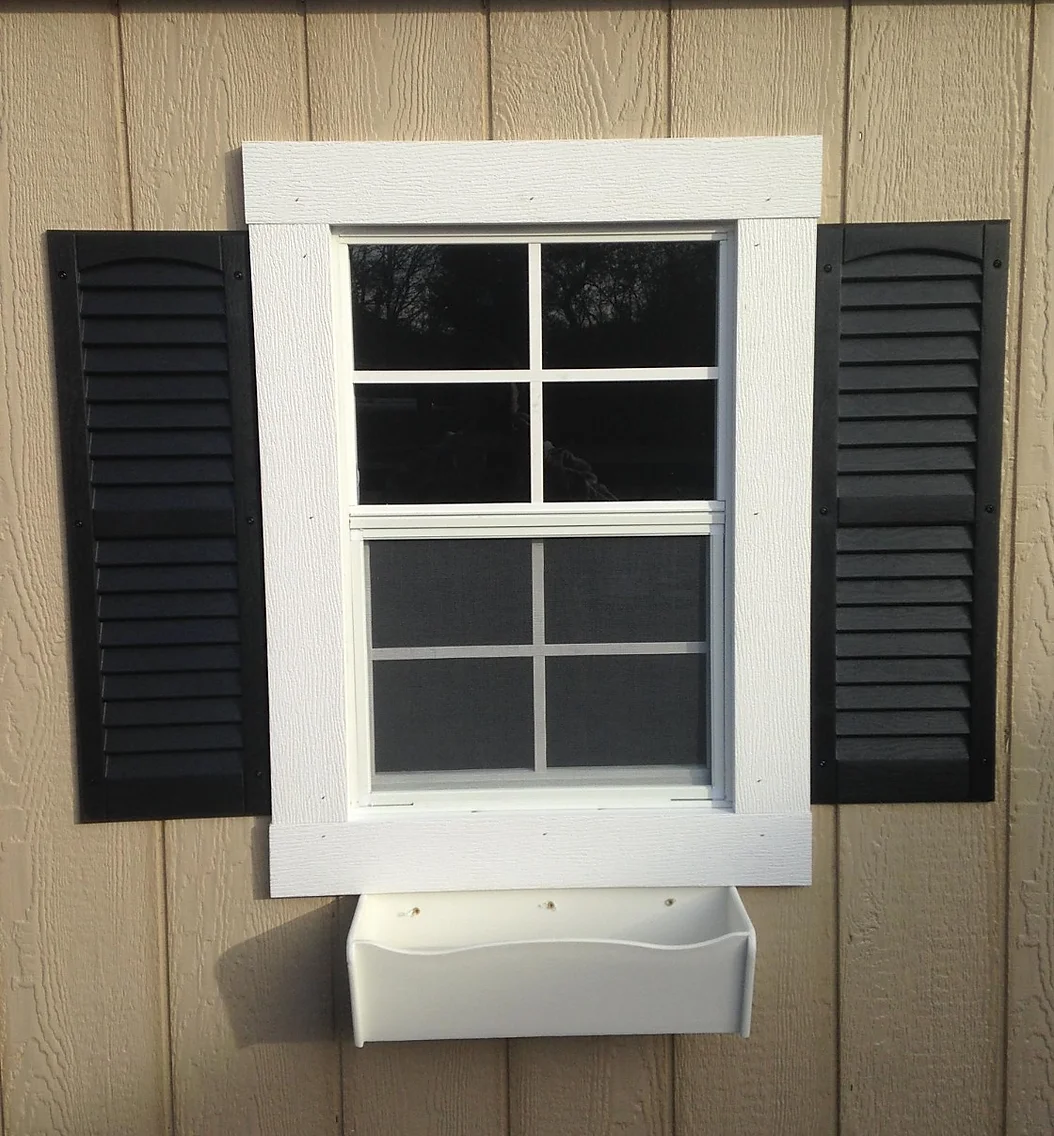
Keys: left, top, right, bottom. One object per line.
{"left": 349, "top": 887, "right": 756, "bottom": 1044}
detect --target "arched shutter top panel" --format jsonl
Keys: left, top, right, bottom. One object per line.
{"left": 49, "top": 231, "right": 270, "bottom": 822}
{"left": 812, "top": 221, "right": 1008, "bottom": 804}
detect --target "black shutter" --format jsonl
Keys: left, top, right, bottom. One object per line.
{"left": 812, "top": 221, "right": 1008, "bottom": 804}
{"left": 49, "top": 231, "right": 270, "bottom": 821}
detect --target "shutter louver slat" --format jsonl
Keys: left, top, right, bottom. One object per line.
{"left": 50, "top": 231, "right": 270, "bottom": 821}
{"left": 813, "top": 221, "right": 1007, "bottom": 803}
{"left": 838, "top": 362, "right": 978, "bottom": 390}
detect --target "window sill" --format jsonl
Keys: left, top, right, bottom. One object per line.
{"left": 269, "top": 807, "right": 811, "bottom": 896}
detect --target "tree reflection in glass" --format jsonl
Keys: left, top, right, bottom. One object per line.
{"left": 541, "top": 241, "right": 718, "bottom": 369}
{"left": 356, "top": 383, "right": 530, "bottom": 504}
{"left": 350, "top": 244, "right": 530, "bottom": 370}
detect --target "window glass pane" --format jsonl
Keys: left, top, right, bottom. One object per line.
{"left": 350, "top": 244, "right": 529, "bottom": 370}
{"left": 541, "top": 241, "right": 718, "bottom": 368}
{"left": 545, "top": 536, "right": 708, "bottom": 644}
{"left": 356, "top": 383, "right": 530, "bottom": 504}
{"left": 543, "top": 380, "right": 715, "bottom": 501}
{"left": 372, "top": 658, "right": 534, "bottom": 772}
{"left": 369, "top": 539, "right": 532, "bottom": 648}
{"left": 546, "top": 654, "right": 707, "bottom": 767}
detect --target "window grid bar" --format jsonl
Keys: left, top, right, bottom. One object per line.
{"left": 360, "top": 540, "right": 378, "bottom": 799}
{"left": 338, "top": 227, "right": 730, "bottom": 245}
{"left": 532, "top": 539, "right": 547, "bottom": 774}
{"left": 528, "top": 244, "right": 544, "bottom": 504}
{"left": 348, "top": 366, "right": 719, "bottom": 384}
{"left": 369, "top": 641, "right": 709, "bottom": 661}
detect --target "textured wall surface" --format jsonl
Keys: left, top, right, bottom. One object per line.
{"left": 0, "top": 3, "right": 1048, "bottom": 1134}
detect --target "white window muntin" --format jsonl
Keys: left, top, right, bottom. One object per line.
{"left": 246, "top": 138, "right": 818, "bottom": 894}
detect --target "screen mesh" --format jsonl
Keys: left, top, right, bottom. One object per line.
{"left": 372, "top": 657, "right": 534, "bottom": 772}
{"left": 369, "top": 539, "right": 532, "bottom": 648}
{"left": 545, "top": 536, "right": 708, "bottom": 643}
{"left": 367, "top": 536, "right": 711, "bottom": 779}
{"left": 546, "top": 654, "right": 708, "bottom": 767}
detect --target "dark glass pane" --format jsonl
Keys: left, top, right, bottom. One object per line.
{"left": 541, "top": 241, "right": 718, "bottom": 368}
{"left": 351, "top": 244, "right": 529, "bottom": 369}
{"left": 356, "top": 383, "right": 530, "bottom": 504}
{"left": 372, "top": 658, "right": 534, "bottom": 772}
{"left": 369, "top": 539, "right": 532, "bottom": 648}
{"left": 546, "top": 654, "right": 707, "bottom": 767}
{"left": 545, "top": 536, "right": 708, "bottom": 644}
{"left": 543, "top": 380, "right": 715, "bottom": 501}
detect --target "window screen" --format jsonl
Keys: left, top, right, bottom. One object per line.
{"left": 367, "top": 537, "right": 710, "bottom": 779}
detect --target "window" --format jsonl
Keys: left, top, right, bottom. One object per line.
{"left": 243, "top": 137, "right": 820, "bottom": 895}
{"left": 347, "top": 232, "right": 725, "bottom": 808}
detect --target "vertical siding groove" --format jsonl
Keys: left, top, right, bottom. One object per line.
{"left": 114, "top": 1, "right": 137, "bottom": 229}
{"left": 115, "top": 13, "right": 176, "bottom": 1132}
{"left": 484, "top": 0, "right": 495, "bottom": 142}
{"left": 301, "top": 0, "right": 317, "bottom": 143}
{"left": 1007, "top": 2, "right": 1054, "bottom": 1131}
{"left": 836, "top": 16, "right": 853, "bottom": 1133}
{"left": 159, "top": 825, "right": 177, "bottom": 1136}
{"left": 1003, "top": 12, "right": 1038, "bottom": 1132}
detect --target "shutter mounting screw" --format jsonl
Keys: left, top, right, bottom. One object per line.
{"left": 985, "top": 504, "right": 995, "bottom": 513}
{"left": 823, "top": 264, "right": 832, "bottom": 273}
{"left": 234, "top": 270, "right": 244, "bottom": 279}
{"left": 993, "top": 259, "right": 1002, "bottom": 268}
{"left": 75, "top": 519, "right": 84, "bottom": 528}
{"left": 58, "top": 270, "right": 68, "bottom": 279}
{"left": 819, "top": 506, "right": 829, "bottom": 515}
{"left": 246, "top": 515, "right": 255, "bottom": 524}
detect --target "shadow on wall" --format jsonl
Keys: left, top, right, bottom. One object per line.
{"left": 215, "top": 875, "right": 355, "bottom": 1046}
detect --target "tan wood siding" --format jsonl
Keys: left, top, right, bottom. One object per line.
{"left": 307, "top": 6, "right": 505, "bottom": 1132}
{"left": 670, "top": 5, "right": 845, "bottom": 1131}
{"left": 490, "top": 7, "right": 671, "bottom": 1132}
{"left": 117, "top": 6, "right": 342, "bottom": 1134}
{"left": 0, "top": 5, "right": 1049, "bottom": 1135}
{"left": 0, "top": 7, "right": 170, "bottom": 1134}
{"left": 840, "top": 6, "right": 1029, "bottom": 1134}
{"left": 1008, "top": 4, "right": 1054, "bottom": 1132}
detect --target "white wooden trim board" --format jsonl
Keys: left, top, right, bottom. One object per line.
{"left": 243, "top": 136, "right": 823, "bottom": 225}
{"left": 245, "top": 136, "right": 820, "bottom": 896}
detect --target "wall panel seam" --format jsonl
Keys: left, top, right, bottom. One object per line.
{"left": 300, "top": 0, "right": 315, "bottom": 144}
{"left": 1002, "top": 8, "right": 1039, "bottom": 1134}
{"left": 484, "top": 0, "right": 495, "bottom": 142}
{"left": 115, "top": 2, "right": 137, "bottom": 227}
{"left": 160, "top": 824, "right": 177, "bottom": 1136}
{"left": 117, "top": 7, "right": 171, "bottom": 1133}
{"left": 839, "top": 3, "right": 852, "bottom": 227}
{"left": 836, "top": 8, "right": 851, "bottom": 1134}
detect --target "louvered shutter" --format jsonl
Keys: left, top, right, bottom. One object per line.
{"left": 812, "top": 221, "right": 1008, "bottom": 803}
{"left": 49, "top": 231, "right": 269, "bottom": 821}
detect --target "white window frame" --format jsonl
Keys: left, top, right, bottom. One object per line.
{"left": 345, "top": 226, "right": 729, "bottom": 810}
{"left": 243, "top": 137, "right": 820, "bottom": 897}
